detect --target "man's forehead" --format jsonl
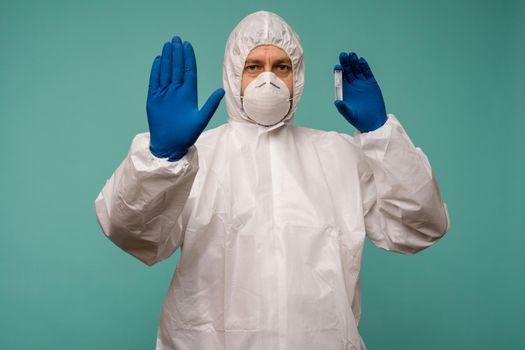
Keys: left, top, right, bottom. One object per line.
{"left": 245, "top": 45, "right": 291, "bottom": 62}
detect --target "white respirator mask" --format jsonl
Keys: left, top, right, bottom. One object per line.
{"left": 240, "top": 71, "right": 293, "bottom": 127}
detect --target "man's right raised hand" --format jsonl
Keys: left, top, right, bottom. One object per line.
{"left": 146, "top": 35, "right": 225, "bottom": 161}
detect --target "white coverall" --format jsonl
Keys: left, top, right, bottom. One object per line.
{"left": 95, "top": 11, "right": 450, "bottom": 350}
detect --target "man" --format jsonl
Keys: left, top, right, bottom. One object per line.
{"left": 95, "top": 10, "right": 450, "bottom": 350}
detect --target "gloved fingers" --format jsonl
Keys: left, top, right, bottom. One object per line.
{"left": 199, "top": 87, "right": 225, "bottom": 123}
{"left": 349, "top": 52, "right": 365, "bottom": 80}
{"left": 148, "top": 55, "right": 161, "bottom": 92}
{"left": 160, "top": 41, "right": 172, "bottom": 87}
{"left": 183, "top": 41, "right": 198, "bottom": 100}
{"left": 334, "top": 100, "right": 356, "bottom": 124}
{"left": 358, "top": 57, "right": 375, "bottom": 81}
{"left": 339, "top": 52, "right": 355, "bottom": 82}
{"left": 171, "top": 36, "right": 184, "bottom": 85}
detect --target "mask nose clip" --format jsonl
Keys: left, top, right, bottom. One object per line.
{"left": 254, "top": 81, "right": 280, "bottom": 89}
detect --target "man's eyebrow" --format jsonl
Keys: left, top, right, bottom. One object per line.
{"left": 273, "top": 58, "right": 292, "bottom": 65}
{"left": 244, "top": 58, "right": 265, "bottom": 65}
{"left": 244, "top": 58, "right": 292, "bottom": 65}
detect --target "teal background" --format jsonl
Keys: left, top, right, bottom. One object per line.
{"left": 1, "top": 0, "right": 523, "bottom": 349}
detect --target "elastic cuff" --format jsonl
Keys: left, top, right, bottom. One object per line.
{"left": 129, "top": 133, "right": 197, "bottom": 173}
{"left": 354, "top": 114, "right": 395, "bottom": 137}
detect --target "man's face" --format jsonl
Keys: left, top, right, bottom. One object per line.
{"left": 241, "top": 45, "right": 293, "bottom": 96}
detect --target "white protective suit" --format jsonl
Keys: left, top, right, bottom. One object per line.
{"left": 95, "top": 10, "right": 450, "bottom": 350}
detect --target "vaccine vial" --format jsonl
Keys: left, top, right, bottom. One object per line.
{"left": 334, "top": 68, "right": 343, "bottom": 101}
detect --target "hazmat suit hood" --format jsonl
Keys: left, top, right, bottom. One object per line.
{"left": 223, "top": 11, "right": 305, "bottom": 128}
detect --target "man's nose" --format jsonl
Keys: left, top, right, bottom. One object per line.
{"left": 263, "top": 62, "right": 273, "bottom": 72}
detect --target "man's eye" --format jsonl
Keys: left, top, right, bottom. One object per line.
{"left": 276, "top": 65, "right": 290, "bottom": 72}
{"left": 246, "top": 65, "right": 259, "bottom": 73}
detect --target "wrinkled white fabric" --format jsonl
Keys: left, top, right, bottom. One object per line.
{"left": 95, "top": 10, "right": 450, "bottom": 350}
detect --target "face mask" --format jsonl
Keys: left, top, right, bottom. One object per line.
{"left": 241, "top": 72, "right": 292, "bottom": 127}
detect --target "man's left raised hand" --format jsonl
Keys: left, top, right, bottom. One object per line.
{"left": 334, "top": 52, "right": 387, "bottom": 133}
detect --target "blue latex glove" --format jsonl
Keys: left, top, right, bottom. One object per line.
{"left": 334, "top": 52, "right": 387, "bottom": 133}
{"left": 147, "top": 35, "right": 225, "bottom": 161}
